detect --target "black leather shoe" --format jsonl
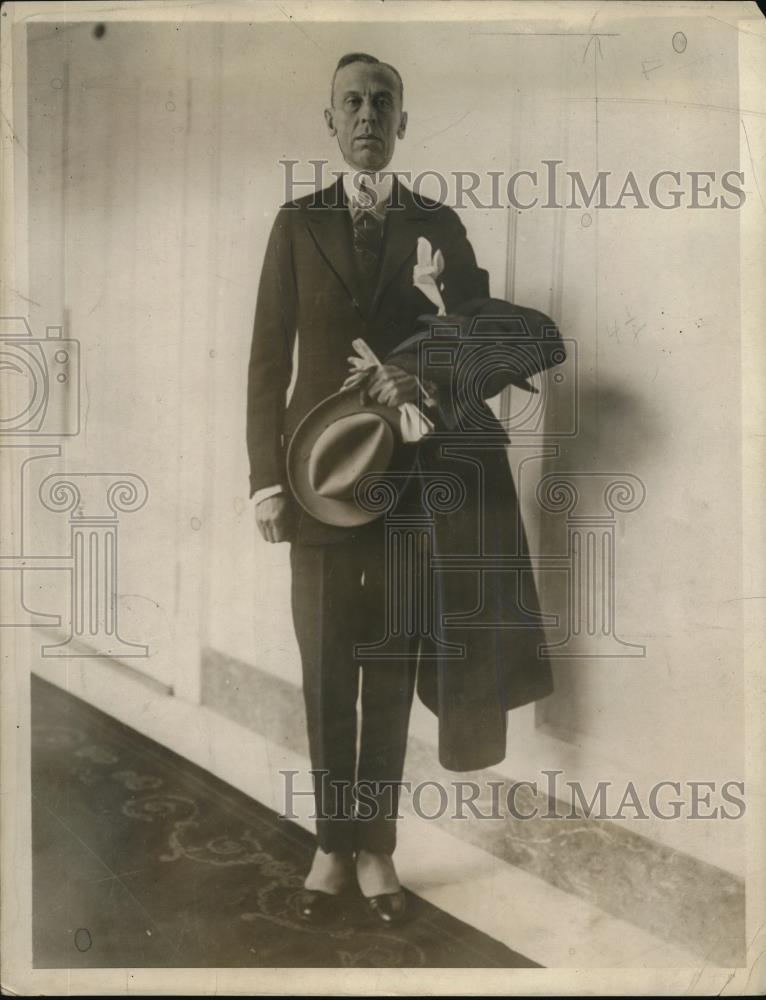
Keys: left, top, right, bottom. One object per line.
{"left": 296, "top": 888, "right": 344, "bottom": 924}
{"left": 366, "top": 890, "right": 407, "bottom": 926}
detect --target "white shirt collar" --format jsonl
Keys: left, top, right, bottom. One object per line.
{"left": 342, "top": 170, "right": 394, "bottom": 213}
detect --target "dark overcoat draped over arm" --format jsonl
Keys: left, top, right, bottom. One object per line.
{"left": 247, "top": 177, "right": 566, "bottom": 771}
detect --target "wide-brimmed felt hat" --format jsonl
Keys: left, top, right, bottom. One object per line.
{"left": 287, "top": 388, "right": 414, "bottom": 528}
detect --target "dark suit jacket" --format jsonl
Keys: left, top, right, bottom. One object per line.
{"left": 247, "top": 176, "right": 564, "bottom": 770}
{"left": 247, "top": 177, "right": 489, "bottom": 498}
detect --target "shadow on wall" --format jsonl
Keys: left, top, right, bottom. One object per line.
{"left": 530, "top": 372, "right": 664, "bottom": 743}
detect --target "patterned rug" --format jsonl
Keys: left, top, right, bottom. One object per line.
{"left": 31, "top": 675, "right": 539, "bottom": 969}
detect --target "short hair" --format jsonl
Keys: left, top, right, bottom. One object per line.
{"left": 330, "top": 52, "right": 404, "bottom": 105}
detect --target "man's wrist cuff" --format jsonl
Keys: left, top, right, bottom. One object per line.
{"left": 254, "top": 484, "right": 285, "bottom": 505}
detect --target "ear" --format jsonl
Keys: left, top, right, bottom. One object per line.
{"left": 397, "top": 111, "right": 408, "bottom": 140}
{"left": 324, "top": 107, "right": 336, "bottom": 137}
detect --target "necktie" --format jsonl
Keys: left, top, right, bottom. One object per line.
{"left": 351, "top": 180, "right": 385, "bottom": 303}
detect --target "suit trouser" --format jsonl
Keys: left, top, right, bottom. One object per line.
{"left": 290, "top": 523, "right": 417, "bottom": 855}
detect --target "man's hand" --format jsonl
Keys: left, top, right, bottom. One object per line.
{"left": 364, "top": 365, "right": 420, "bottom": 407}
{"left": 255, "top": 494, "right": 293, "bottom": 543}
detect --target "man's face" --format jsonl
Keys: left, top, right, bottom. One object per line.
{"left": 325, "top": 62, "right": 407, "bottom": 172}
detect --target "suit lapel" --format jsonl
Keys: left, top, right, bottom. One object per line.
{"left": 303, "top": 178, "right": 430, "bottom": 319}
{"left": 370, "top": 181, "right": 430, "bottom": 315}
{"left": 304, "top": 178, "right": 364, "bottom": 316}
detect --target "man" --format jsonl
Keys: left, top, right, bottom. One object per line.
{"left": 247, "top": 52, "right": 562, "bottom": 925}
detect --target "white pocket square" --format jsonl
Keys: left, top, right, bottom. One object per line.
{"left": 413, "top": 237, "right": 446, "bottom": 316}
